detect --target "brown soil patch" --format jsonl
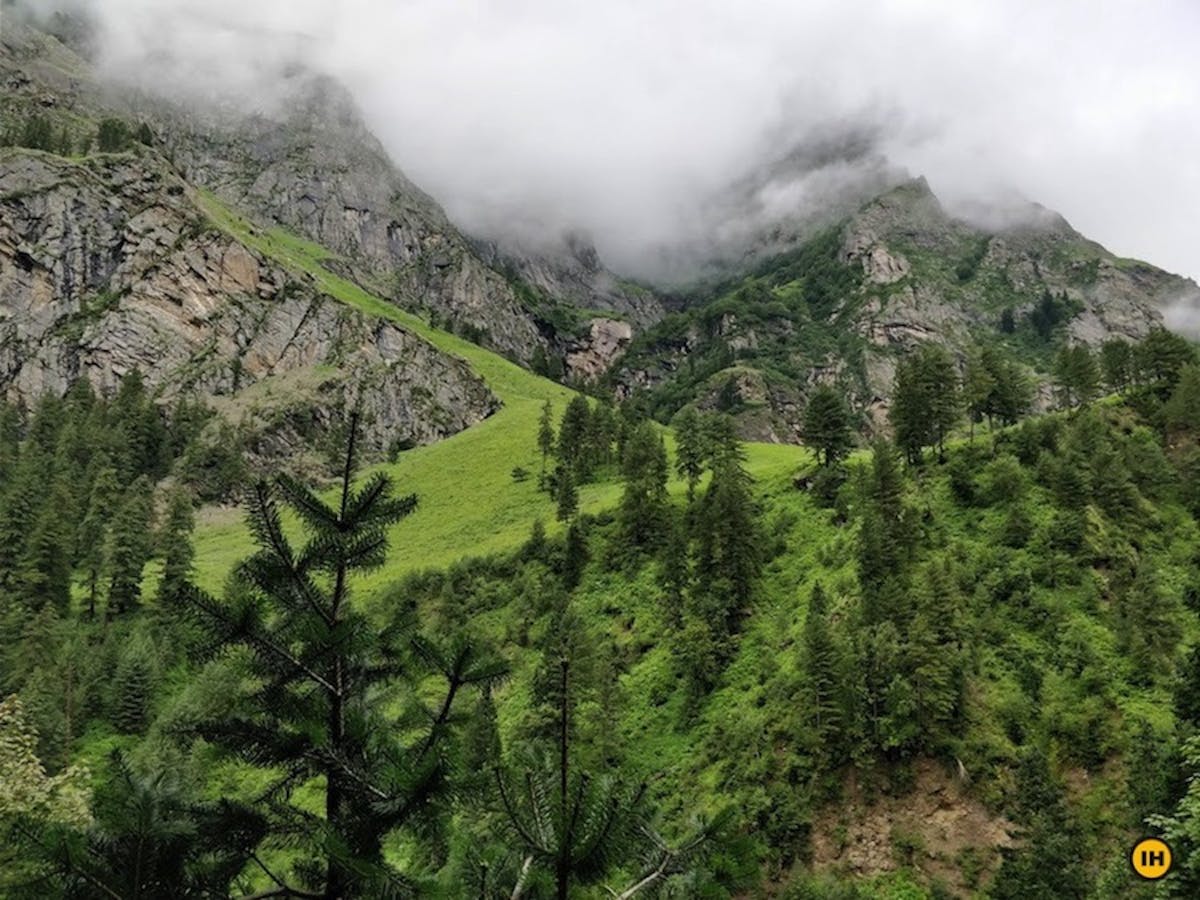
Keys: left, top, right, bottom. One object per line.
{"left": 811, "top": 758, "right": 1016, "bottom": 896}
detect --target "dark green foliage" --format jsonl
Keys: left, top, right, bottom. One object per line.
{"left": 800, "top": 583, "right": 841, "bottom": 763}
{"left": 180, "top": 421, "right": 505, "bottom": 896}
{"left": 1028, "top": 289, "right": 1077, "bottom": 341}
{"left": 105, "top": 477, "right": 154, "bottom": 617}
{"left": 991, "top": 747, "right": 1091, "bottom": 899}
{"left": 157, "top": 488, "right": 195, "bottom": 604}
{"left": 1165, "top": 363, "right": 1200, "bottom": 432}
{"left": 558, "top": 396, "right": 594, "bottom": 478}
{"left": 96, "top": 118, "right": 133, "bottom": 153}
{"left": 891, "top": 344, "right": 959, "bottom": 463}
{"left": 1054, "top": 344, "right": 1100, "bottom": 409}
{"left": 673, "top": 405, "right": 707, "bottom": 501}
{"left": 802, "top": 385, "right": 853, "bottom": 466}
{"left": 555, "top": 465, "right": 578, "bottom": 522}
{"left": 616, "top": 421, "right": 669, "bottom": 552}
{"left": 537, "top": 399, "right": 555, "bottom": 480}
{"left": 110, "top": 632, "right": 157, "bottom": 733}
{"left": 1135, "top": 326, "right": 1197, "bottom": 393}
{"left": 1100, "top": 338, "right": 1134, "bottom": 393}
{"left": 26, "top": 753, "right": 264, "bottom": 899}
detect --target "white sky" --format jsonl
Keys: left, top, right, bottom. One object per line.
{"left": 28, "top": 0, "right": 1200, "bottom": 283}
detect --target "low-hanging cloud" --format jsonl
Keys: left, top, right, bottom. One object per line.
{"left": 18, "top": 0, "right": 1200, "bottom": 284}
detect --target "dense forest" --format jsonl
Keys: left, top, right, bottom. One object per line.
{"left": 3, "top": 324, "right": 1200, "bottom": 897}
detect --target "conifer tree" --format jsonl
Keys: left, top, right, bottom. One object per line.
{"left": 992, "top": 747, "right": 1090, "bottom": 899}
{"left": 659, "top": 515, "right": 690, "bottom": 630}
{"left": 555, "top": 465, "right": 578, "bottom": 523}
{"left": 891, "top": 345, "right": 959, "bottom": 463}
{"left": 182, "top": 419, "right": 505, "bottom": 897}
{"left": 562, "top": 520, "right": 589, "bottom": 592}
{"left": 105, "top": 476, "right": 154, "bottom": 617}
{"left": 1166, "top": 363, "right": 1200, "bottom": 432}
{"left": 1135, "top": 326, "right": 1197, "bottom": 393}
{"left": 78, "top": 465, "right": 118, "bottom": 618}
{"left": 962, "top": 348, "right": 996, "bottom": 439}
{"left": 801, "top": 385, "right": 853, "bottom": 466}
{"left": 693, "top": 443, "right": 760, "bottom": 638}
{"left": 1054, "top": 344, "right": 1100, "bottom": 409}
{"left": 497, "top": 659, "right": 724, "bottom": 900}
{"left": 558, "top": 396, "right": 593, "bottom": 480}
{"left": 156, "top": 487, "right": 195, "bottom": 604}
{"left": 802, "top": 582, "right": 841, "bottom": 759}
{"left": 16, "top": 476, "right": 74, "bottom": 613}
{"left": 110, "top": 634, "right": 157, "bottom": 734}
{"left": 537, "top": 399, "right": 556, "bottom": 485}
{"left": 1099, "top": 338, "right": 1134, "bottom": 394}
{"left": 616, "top": 421, "right": 669, "bottom": 551}
{"left": 673, "top": 406, "right": 707, "bottom": 501}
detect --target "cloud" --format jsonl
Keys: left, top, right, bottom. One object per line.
{"left": 1163, "top": 289, "right": 1200, "bottom": 339}
{"left": 22, "top": 0, "right": 1200, "bottom": 284}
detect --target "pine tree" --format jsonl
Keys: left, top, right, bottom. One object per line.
{"left": 105, "top": 477, "right": 154, "bottom": 617}
{"left": 79, "top": 465, "right": 118, "bottom": 618}
{"left": 110, "top": 634, "right": 157, "bottom": 734}
{"left": 801, "top": 385, "right": 853, "bottom": 466}
{"left": 891, "top": 345, "right": 960, "bottom": 464}
{"left": 616, "top": 421, "right": 669, "bottom": 551}
{"left": 1099, "top": 338, "right": 1134, "bottom": 394}
{"left": 802, "top": 582, "right": 841, "bottom": 759}
{"left": 182, "top": 420, "right": 505, "bottom": 896}
{"left": 1054, "top": 344, "right": 1100, "bottom": 409}
{"left": 497, "top": 658, "right": 724, "bottom": 899}
{"left": 673, "top": 406, "right": 707, "bottom": 501}
{"left": 555, "top": 465, "right": 578, "bottom": 523}
{"left": 15, "top": 475, "right": 74, "bottom": 613}
{"left": 962, "top": 348, "right": 996, "bottom": 440}
{"left": 562, "top": 520, "right": 588, "bottom": 591}
{"left": 558, "top": 396, "right": 593, "bottom": 480}
{"left": 1165, "top": 363, "right": 1200, "bottom": 432}
{"left": 992, "top": 747, "right": 1091, "bottom": 899}
{"left": 156, "top": 487, "right": 195, "bottom": 604}
{"left": 1135, "top": 326, "right": 1197, "bottom": 393}
{"left": 659, "top": 514, "right": 690, "bottom": 630}
{"left": 693, "top": 446, "right": 760, "bottom": 638}
{"left": 537, "top": 399, "right": 556, "bottom": 486}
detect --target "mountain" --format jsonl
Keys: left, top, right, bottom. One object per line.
{"left": 5, "top": 13, "right": 1200, "bottom": 900}
{"left": 611, "top": 176, "right": 1197, "bottom": 440}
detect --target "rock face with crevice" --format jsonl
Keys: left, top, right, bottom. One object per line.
{"left": 0, "top": 149, "right": 497, "bottom": 461}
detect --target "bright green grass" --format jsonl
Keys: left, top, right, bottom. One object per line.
{"left": 189, "top": 190, "right": 811, "bottom": 595}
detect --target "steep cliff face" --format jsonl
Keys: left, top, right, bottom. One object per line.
{"left": 146, "top": 78, "right": 552, "bottom": 365}
{"left": 0, "top": 148, "right": 497, "bottom": 460}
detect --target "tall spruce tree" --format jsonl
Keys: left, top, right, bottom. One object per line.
{"left": 801, "top": 385, "right": 852, "bottom": 466}
{"left": 537, "top": 399, "right": 556, "bottom": 486}
{"left": 105, "top": 476, "right": 154, "bottom": 617}
{"left": 672, "top": 406, "right": 707, "bottom": 501}
{"left": 182, "top": 419, "right": 505, "bottom": 897}
{"left": 156, "top": 487, "right": 195, "bottom": 604}
{"left": 891, "top": 345, "right": 960, "bottom": 464}
{"left": 1054, "top": 344, "right": 1100, "bottom": 409}
{"left": 616, "top": 421, "right": 669, "bottom": 552}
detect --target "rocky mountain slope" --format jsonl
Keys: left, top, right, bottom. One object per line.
{"left": 0, "top": 145, "right": 496, "bottom": 463}
{"left": 611, "top": 177, "right": 1199, "bottom": 440}
{"left": 3, "top": 13, "right": 1198, "bottom": 455}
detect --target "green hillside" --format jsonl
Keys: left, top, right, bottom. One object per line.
{"left": 189, "top": 192, "right": 809, "bottom": 594}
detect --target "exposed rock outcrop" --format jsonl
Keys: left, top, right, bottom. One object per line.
{"left": 0, "top": 149, "right": 497, "bottom": 460}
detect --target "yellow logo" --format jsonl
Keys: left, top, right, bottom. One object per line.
{"left": 1130, "top": 838, "right": 1173, "bottom": 880}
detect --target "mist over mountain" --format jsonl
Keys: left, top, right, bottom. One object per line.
{"left": 15, "top": 0, "right": 1200, "bottom": 284}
